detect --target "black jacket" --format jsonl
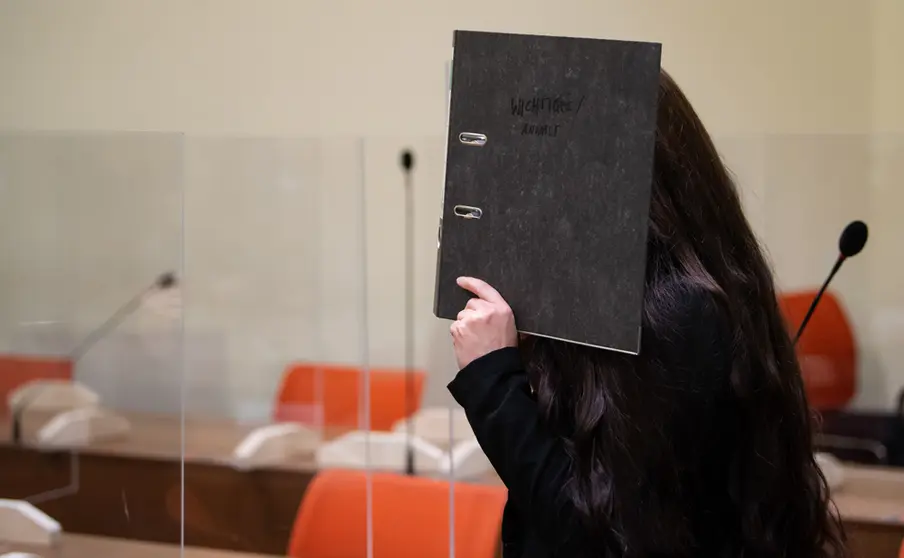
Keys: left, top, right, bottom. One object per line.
{"left": 449, "top": 347, "right": 591, "bottom": 557}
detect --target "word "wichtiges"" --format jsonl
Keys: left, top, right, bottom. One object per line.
{"left": 510, "top": 96, "right": 580, "bottom": 117}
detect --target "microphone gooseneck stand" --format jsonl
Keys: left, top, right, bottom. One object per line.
{"left": 401, "top": 149, "right": 416, "bottom": 476}
{"left": 793, "top": 220, "right": 868, "bottom": 345}
{"left": 793, "top": 257, "right": 845, "bottom": 346}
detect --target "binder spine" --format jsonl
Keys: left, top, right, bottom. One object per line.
{"left": 433, "top": 46, "right": 455, "bottom": 317}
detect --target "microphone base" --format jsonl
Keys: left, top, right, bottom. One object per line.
{"left": 404, "top": 448, "right": 415, "bottom": 476}
{"left": 11, "top": 418, "right": 22, "bottom": 445}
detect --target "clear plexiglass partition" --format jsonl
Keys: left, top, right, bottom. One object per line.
{"left": 1, "top": 131, "right": 903, "bottom": 556}
{"left": 0, "top": 131, "right": 186, "bottom": 553}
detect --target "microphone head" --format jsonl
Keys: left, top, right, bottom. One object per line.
{"left": 400, "top": 149, "right": 415, "bottom": 172}
{"left": 839, "top": 220, "right": 868, "bottom": 258}
{"left": 156, "top": 272, "right": 178, "bottom": 289}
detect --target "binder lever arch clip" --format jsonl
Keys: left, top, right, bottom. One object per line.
{"left": 453, "top": 205, "right": 482, "bottom": 220}
{"left": 458, "top": 132, "right": 487, "bottom": 147}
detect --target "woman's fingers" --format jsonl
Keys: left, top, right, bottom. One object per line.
{"left": 457, "top": 276, "right": 505, "bottom": 304}
{"left": 451, "top": 277, "right": 517, "bottom": 369}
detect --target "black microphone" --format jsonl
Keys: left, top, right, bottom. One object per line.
{"left": 11, "top": 272, "right": 179, "bottom": 444}
{"left": 401, "top": 150, "right": 414, "bottom": 173}
{"left": 400, "top": 149, "right": 416, "bottom": 476}
{"left": 793, "top": 221, "right": 868, "bottom": 345}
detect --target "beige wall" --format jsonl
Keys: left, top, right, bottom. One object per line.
{"left": 873, "top": 0, "right": 904, "bottom": 133}
{"left": 861, "top": 0, "right": 904, "bottom": 407}
{"left": 0, "top": 0, "right": 899, "bottom": 418}
{"left": 0, "top": 0, "right": 874, "bottom": 136}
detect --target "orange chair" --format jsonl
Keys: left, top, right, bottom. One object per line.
{"left": 288, "top": 469, "right": 506, "bottom": 558}
{"left": 275, "top": 364, "right": 425, "bottom": 431}
{"left": 0, "top": 355, "right": 72, "bottom": 414}
{"left": 779, "top": 290, "right": 856, "bottom": 410}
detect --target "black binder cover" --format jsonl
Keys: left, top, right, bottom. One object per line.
{"left": 434, "top": 31, "right": 661, "bottom": 354}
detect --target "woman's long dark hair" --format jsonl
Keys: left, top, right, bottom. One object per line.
{"left": 521, "top": 70, "right": 846, "bottom": 557}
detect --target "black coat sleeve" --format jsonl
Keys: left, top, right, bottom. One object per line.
{"left": 447, "top": 347, "right": 589, "bottom": 553}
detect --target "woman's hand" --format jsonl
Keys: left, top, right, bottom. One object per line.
{"left": 450, "top": 276, "right": 518, "bottom": 369}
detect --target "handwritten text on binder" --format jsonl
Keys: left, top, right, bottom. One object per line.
{"left": 510, "top": 95, "right": 585, "bottom": 138}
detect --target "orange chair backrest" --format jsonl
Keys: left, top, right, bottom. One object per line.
{"left": 275, "top": 364, "right": 425, "bottom": 431}
{"left": 778, "top": 290, "right": 856, "bottom": 410}
{"left": 0, "top": 354, "right": 73, "bottom": 414}
{"left": 288, "top": 469, "right": 506, "bottom": 558}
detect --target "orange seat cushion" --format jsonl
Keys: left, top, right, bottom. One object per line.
{"left": 276, "top": 364, "right": 425, "bottom": 431}
{"left": 288, "top": 469, "right": 506, "bottom": 558}
{"left": 779, "top": 290, "right": 856, "bottom": 410}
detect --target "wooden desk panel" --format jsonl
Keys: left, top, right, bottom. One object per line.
{"left": 0, "top": 409, "right": 323, "bottom": 553}
{"left": 845, "top": 521, "right": 904, "bottom": 558}
{"left": 0, "top": 444, "right": 313, "bottom": 554}
{"left": 1, "top": 533, "right": 277, "bottom": 557}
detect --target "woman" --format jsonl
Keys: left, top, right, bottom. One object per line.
{"left": 447, "top": 70, "right": 846, "bottom": 558}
